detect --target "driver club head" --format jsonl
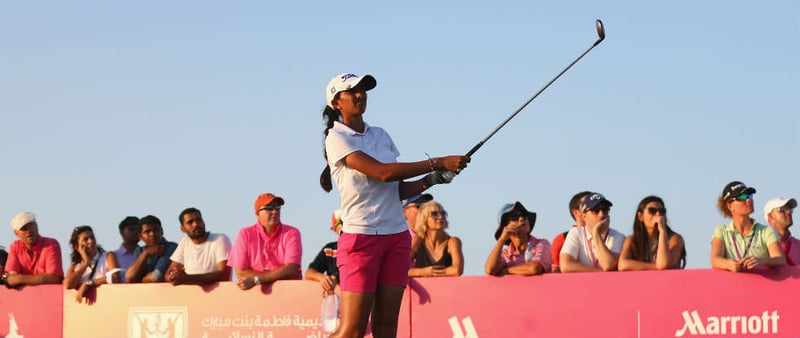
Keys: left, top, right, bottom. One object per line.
{"left": 596, "top": 19, "right": 605, "bottom": 41}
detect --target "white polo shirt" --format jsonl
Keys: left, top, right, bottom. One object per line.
{"left": 560, "top": 226, "right": 625, "bottom": 267}
{"left": 325, "top": 121, "right": 407, "bottom": 235}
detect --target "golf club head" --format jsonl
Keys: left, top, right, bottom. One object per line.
{"left": 596, "top": 19, "right": 605, "bottom": 41}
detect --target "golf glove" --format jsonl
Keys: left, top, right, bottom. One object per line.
{"left": 430, "top": 170, "right": 457, "bottom": 185}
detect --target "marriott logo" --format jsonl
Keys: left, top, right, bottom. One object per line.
{"left": 675, "top": 310, "right": 779, "bottom": 336}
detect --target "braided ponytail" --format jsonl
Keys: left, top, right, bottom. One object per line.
{"left": 320, "top": 105, "right": 341, "bottom": 192}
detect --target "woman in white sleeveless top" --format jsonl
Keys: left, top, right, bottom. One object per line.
{"left": 64, "top": 225, "right": 121, "bottom": 303}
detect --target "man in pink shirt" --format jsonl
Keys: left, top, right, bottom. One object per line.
{"left": 227, "top": 193, "right": 302, "bottom": 290}
{"left": 2, "top": 212, "right": 63, "bottom": 287}
{"left": 765, "top": 197, "right": 799, "bottom": 266}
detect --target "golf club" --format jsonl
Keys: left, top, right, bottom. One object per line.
{"left": 464, "top": 19, "right": 605, "bottom": 157}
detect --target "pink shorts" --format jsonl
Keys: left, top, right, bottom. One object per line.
{"left": 337, "top": 231, "right": 411, "bottom": 293}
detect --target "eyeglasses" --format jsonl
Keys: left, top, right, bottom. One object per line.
{"left": 779, "top": 205, "right": 795, "bottom": 212}
{"left": 259, "top": 205, "right": 282, "bottom": 212}
{"left": 731, "top": 194, "right": 752, "bottom": 202}
{"left": 646, "top": 207, "right": 667, "bottom": 215}
{"left": 430, "top": 210, "right": 448, "bottom": 218}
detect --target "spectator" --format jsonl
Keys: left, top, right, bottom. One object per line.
{"left": 409, "top": 201, "right": 464, "bottom": 277}
{"left": 402, "top": 193, "right": 433, "bottom": 234}
{"left": 0, "top": 246, "right": 7, "bottom": 285}
{"left": 711, "top": 181, "right": 785, "bottom": 271}
{"left": 64, "top": 225, "right": 121, "bottom": 303}
{"left": 764, "top": 197, "right": 798, "bottom": 266}
{"left": 560, "top": 193, "right": 626, "bottom": 272}
{"left": 485, "top": 201, "right": 551, "bottom": 276}
{"left": 125, "top": 215, "right": 178, "bottom": 283}
{"left": 305, "top": 209, "right": 343, "bottom": 295}
{"left": 319, "top": 72, "right": 469, "bottom": 338}
{"left": 166, "top": 208, "right": 232, "bottom": 285}
{"left": 551, "top": 191, "right": 591, "bottom": 273}
{"left": 619, "top": 196, "right": 686, "bottom": 271}
{"left": 2, "top": 212, "right": 63, "bottom": 287}
{"left": 114, "top": 216, "right": 141, "bottom": 273}
{"left": 228, "top": 193, "right": 302, "bottom": 290}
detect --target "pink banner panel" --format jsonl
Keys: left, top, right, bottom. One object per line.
{"left": 0, "top": 285, "right": 63, "bottom": 338}
{"left": 407, "top": 267, "right": 800, "bottom": 338}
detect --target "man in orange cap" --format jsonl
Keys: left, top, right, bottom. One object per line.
{"left": 227, "top": 193, "right": 303, "bottom": 290}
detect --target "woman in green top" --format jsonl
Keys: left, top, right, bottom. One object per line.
{"left": 711, "top": 181, "right": 785, "bottom": 272}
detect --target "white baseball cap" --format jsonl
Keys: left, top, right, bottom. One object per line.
{"left": 325, "top": 73, "right": 376, "bottom": 108}
{"left": 763, "top": 198, "right": 797, "bottom": 222}
{"left": 10, "top": 212, "right": 36, "bottom": 231}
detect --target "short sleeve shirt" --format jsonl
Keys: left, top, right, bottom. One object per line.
{"left": 501, "top": 237, "right": 553, "bottom": 272}
{"left": 325, "top": 121, "right": 407, "bottom": 235}
{"left": 170, "top": 233, "right": 232, "bottom": 275}
{"left": 5, "top": 237, "right": 64, "bottom": 277}
{"left": 307, "top": 241, "right": 339, "bottom": 278}
{"left": 132, "top": 238, "right": 178, "bottom": 282}
{"left": 560, "top": 226, "right": 625, "bottom": 267}
{"left": 712, "top": 221, "right": 779, "bottom": 260}
{"left": 227, "top": 223, "right": 302, "bottom": 280}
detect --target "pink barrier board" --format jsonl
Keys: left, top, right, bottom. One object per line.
{"left": 0, "top": 285, "right": 63, "bottom": 338}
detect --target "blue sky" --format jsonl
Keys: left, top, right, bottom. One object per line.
{"left": 1, "top": 1, "right": 797, "bottom": 276}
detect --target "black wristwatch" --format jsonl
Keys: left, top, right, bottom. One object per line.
{"left": 1, "top": 272, "right": 7, "bottom": 285}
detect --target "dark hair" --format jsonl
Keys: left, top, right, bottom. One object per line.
{"left": 118, "top": 216, "right": 140, "bottom": 231}
{"left": 0, "top": 248, "right": 7, "bottom": 267}
{"left": 569, "top": 191, "right": 592, "bottom": 220}
{"left": 319, "top": 101, "right": 342, "bottom": 192}
{"left": 69, "top": 225, "right": 105, "bottom": 265}
{"left": 139, "top": 215, "right": 162, "bottom": 232}
{"left": 179, "top": 207, "right": 202, "bottom": 225}
{"left": 630, "top": 196, "right": 686, "bottom": 269}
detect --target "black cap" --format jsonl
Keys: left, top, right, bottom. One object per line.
{"left": 722, "top": 181, "right": 756, "bottom": 201}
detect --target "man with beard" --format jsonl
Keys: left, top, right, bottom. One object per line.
{"left": 126, "top": 215, "right": 178, "bottom": 283}
{"left": 166, "top": 208, "right": 232, "bottom": 285}
{"left": 228, "top": 192, "right": 302, "bottom": 290}
{"left": 3, "top": 212, "right": 63, "bottom": 287}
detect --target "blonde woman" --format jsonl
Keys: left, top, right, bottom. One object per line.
{"left": 409, "top": 201, "right": 464, "bottom": 277}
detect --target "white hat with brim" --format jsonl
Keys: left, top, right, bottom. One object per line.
{"left": 326, "top": 73, "right": 376, "bottom": 108}
{"left": 764, "top": 198, "right": 797, "bottom": 222}
{"left": 11, "top": 212, "right": 36, "bottom": 231}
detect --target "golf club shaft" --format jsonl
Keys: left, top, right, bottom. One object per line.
{"left": 465, "top": 36, "right": 604, "bottom": 157}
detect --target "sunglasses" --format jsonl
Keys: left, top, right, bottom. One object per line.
{"left": 587, "top": 206, "right": 610, "bottom": 214}
{"left": 779, "top": 205, "right": 795, "bottom": 212}
{"left": 430, "top": 210, "right": 448, "bottom": 218}
{"left": 646, "top": 207, "right": 667, "bottom": 215}
{"left": 731, "top": 193, "right": 752, "bottom": 202}
{"left": 259, "top": 205, "right": 282, "bottom": 212}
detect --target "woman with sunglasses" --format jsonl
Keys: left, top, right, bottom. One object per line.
{"left": 408, "top": 201, "right": 463, "bottom": 277}
{"left": 319, "top": 73, "right": 469, "bottom": 338}
{"left": 619, "top": 196, "right": 686, "bottom": 271}
{"left": 485, "top": 201, "right": 551, "bottom": 276}
{"left": 64, "top": 225, "right": 121, "bottom": 303}
{"left": 711, "top": 181, "right": 785, "bottom": 272}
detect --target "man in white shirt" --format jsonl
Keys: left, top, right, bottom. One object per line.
{"left": 166, "top": 208, "right": 232, "bottom": 285}
{"left": 560, "top": 192, "right": 626, "bottom": 272}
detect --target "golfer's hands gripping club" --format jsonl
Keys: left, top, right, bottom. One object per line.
{"left": 437, "top": 155, "right": 470, "bottom": 173}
